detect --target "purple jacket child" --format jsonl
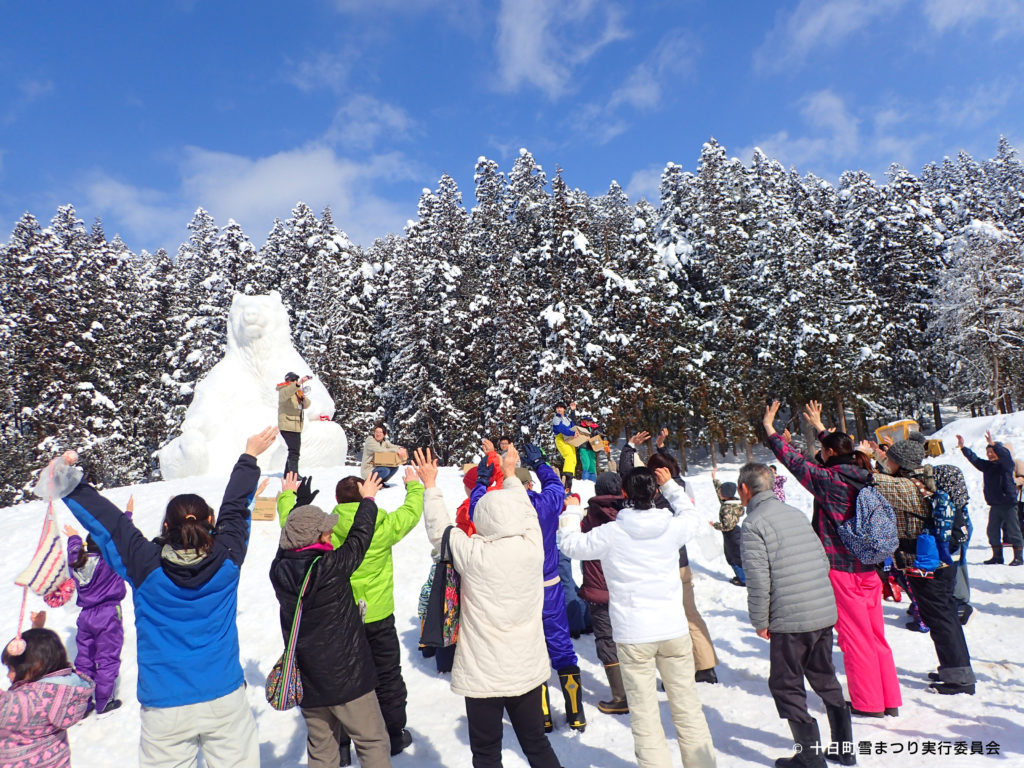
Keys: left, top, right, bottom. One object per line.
{"left": 65, "top": 506, "right": 129, "bottom": 714}
{"left": 0, "top": 668, "right": 93, "bottom": 768}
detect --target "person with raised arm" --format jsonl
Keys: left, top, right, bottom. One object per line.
{"left": 957, "top": 431, "right": 1023, "bottom": 565}
{"left": 35, "top": 427, "right": 279, "bottom": 767}
{"left": 558, "top": 465, "right": 716, "bottom": 768}
{"left": 413, "top": 445, "right": 562, "bottom": 768}
{"left": 764, "top": 401, "right": 901, "bottom": 719}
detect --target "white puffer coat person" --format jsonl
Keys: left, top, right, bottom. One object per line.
{"left": 418, "top": 452, "right": 548, "bottom": 698}
{"left": 558, "top": 474, "right": 702, "bottom": 643}
{"left": 558, "top": 466, "right": 716, "bottom": 768}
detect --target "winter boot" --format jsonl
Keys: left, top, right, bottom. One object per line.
{"left": 823, "top": 703, "right": 856, "bottom": 765}
{"left": 558, "top": 665, "right": 586, "bottom": 731}
{"left": 541, "top": 683, "right": 554, "bottom": 733}
{"left": 1010, "top": 547, "right": 1023, "bottom": 566}
{"left": 597, "top": 663, "right": 628, "bottom": 715}
{"left": 390, "top": 729, "right": 413, "bottom": 756}
{"left": 983, "top": 546, "right": 1004, "bottom": 564}
{"left": 776, "top": 719, "right": 827, "bottom": 767}
{"left": 694, "top": 667, "right": 718, "bottom": 684}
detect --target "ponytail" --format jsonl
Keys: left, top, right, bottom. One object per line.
{"left": 161, "top": 494, "right": 215, "bottom": 554}
{"left": 70, "top": 534, "right": 100, "bottom": 571}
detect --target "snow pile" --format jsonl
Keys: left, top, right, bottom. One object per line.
{"left": 157, "top": 292, "right": 347, "bottom": 479}
{"left": 1, "top": 416, "right": 1022, "bottom": 766}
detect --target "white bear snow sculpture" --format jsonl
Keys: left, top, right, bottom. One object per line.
{"left": 158, "top": 291, "right": 348, "bottom": 480}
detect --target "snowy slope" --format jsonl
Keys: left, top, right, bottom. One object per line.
{"left": 3, "top": 418, "right": 1024, "bottom": 767}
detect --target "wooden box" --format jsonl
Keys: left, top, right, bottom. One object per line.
{"left": 374, "top": 451, "right": 401, "bottom": 467}
{"left": 251, "top": 496, "right": 278, "bottom": 522}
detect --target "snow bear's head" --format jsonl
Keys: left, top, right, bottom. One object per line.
{"left": 226, "top": 292, "right": 293, "bottom": 364}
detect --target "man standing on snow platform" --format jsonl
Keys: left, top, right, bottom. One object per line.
{"left": 277, "top": 372, "right": 311, "bottom": 476}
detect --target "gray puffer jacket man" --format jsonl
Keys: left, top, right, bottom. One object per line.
{"left": 739, "top": 462, "right": 854, "bottom": 768}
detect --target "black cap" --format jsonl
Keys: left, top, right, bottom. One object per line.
{"left": 284, "top": 372, "right": 300, "bottom": 382}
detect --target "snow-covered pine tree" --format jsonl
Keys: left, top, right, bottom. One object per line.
{"left": 932, "top": 220, "right": 1024, "bottom": 414}
{"left": 531, "top": 169, "right": 601, "bottom": 446}
{"left": 384, "top": 186, "right": 472, "bottom": 462}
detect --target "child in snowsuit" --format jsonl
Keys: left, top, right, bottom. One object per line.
{"left": 2, "top": 616, "right": 94, "bottom": 768}
{"left": 63, "top": 496, "right": 130, "bottom": 715}
{"left": 712, "top": 473, "right": 746, "bottom": 587}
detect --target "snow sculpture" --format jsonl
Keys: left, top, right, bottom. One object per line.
{"left": 158, "top": 291, "right": 348, "bottom": 479}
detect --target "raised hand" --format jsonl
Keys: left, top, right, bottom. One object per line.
{"left": 803, "top": 401, "right": 825, "bottom": 432}
{"left": 30, "top": 611, "right": 47, "bottom": 629}
{"left": 255, "top": 479, "right": 270, "bottom": 497}
{"left": 629, "top": 431, "right": 651, "bottom": 446}
{"left": 296, "top": 475, "right": 319, "bottom": 507}
{"left": 502, "top": 444, "right": 520, "bottom": 479}
{"left": 282, "top": 472, "right": 301, "bottom": 494}
{"left": 481, "top": 438, "right": 495, "bottom": 455}
{"left": 245, "top": 426, "right": 279, "bottom": 457}
{"left": 404, "top": 467, "right": 418, "bottom": 484}
{"left": 763, "top": 401, "right": 781, "bottom": 435}
{"left": 413, "top": 447, "right": 439, "bottom": 488}
{"left": 656, "top": 427, "right": 669, "bottom": 448}
{"left": 782, "top": 427, "right": 792, "bottom": 444}
{"left": 358, "top": 473, "right": 383, "bottom": 499}
{"left": 63, "top": 524, "right": 79, "bottom": 538}
{"left": 653, "top": 467, "right": 672, "bottom": 486}
{"left": 985, "top": 430, "right": 995, "bottom": 445}
{"left": 126, "top": 495, "right": 135, "bottom": 513}
{"left": 956, "top": 434, "right": 965, "bottom": 449}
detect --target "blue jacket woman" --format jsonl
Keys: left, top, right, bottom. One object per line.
{"left": 37, "top": 428, "right": 278, "bottom": 768}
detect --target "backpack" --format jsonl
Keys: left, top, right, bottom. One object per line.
{"left": 837, "top": 486, "right": 899, "bottom": 565}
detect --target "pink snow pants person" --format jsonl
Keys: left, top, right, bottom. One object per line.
{"left": 829, "top": 570, "right": 901, "bottom": 713}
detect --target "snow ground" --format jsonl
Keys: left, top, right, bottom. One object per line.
{"left": 3, "top": 413, "right": 1024, "bottom": 767}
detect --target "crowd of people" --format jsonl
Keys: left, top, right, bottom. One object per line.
{"left": 2, "top": 388, "right": 1014, "bottom": 768}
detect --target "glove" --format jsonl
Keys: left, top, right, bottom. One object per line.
{"left": 34, "top": 453, "right": 84, "bottom": 500}
{"left": 476, "top": 453, "right": 493, "bottom": 488}
{"left": 522, "top": 443, "right": 545, "bottom": 472}
{"left": 296, "top": 475, "right": 319, "bottom": 507}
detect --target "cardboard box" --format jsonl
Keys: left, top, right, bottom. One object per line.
{"left": 252, "top": 496, "right": 278, "bottom": 522}
{"left": 374, "top": 451, "right": 401, "bottom": 467}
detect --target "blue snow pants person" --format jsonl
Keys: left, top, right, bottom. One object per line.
{"left": 522, "top": 449, "right": 587, "bottom": 732}
{"left": 558, "top": 552, "right": 592, "bottom": 638}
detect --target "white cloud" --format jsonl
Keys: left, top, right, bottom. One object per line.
{"left": 80, "top": 143, "right": 419, "bottom": 254}
{"left": 740, "top": 89, "right": 933, "bottom": 180}
{"left": 625, "top": 165, "right": 664, "bottom": 202}
{"left": 324, "top": 94, "right": 416, "bottom": 150}
{"left": 17, "top": 79, "right": 54, "bottom": 100}
{"left": 938, "top": 79, "right": 1015, "bottom": 128}
{"left": 921, "top": 0, "right": 1024, "bottom": 35}
{"left": 739, "top": 90, "right": 860, "bottom": 170}
{"left": 754, "top": 0, "right": 905, "bottom": 73}
{"left": 494, "top": 0, "right": 628, "bottom": 99}
{"left": 609, "top": 30, "right": 697, "bottom": 110}
{"left": 284, "top": 50, "right": 356, "bottom": 93}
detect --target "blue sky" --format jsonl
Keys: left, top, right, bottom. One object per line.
{"left": 2, "top": 0, "right": 1022, "bottom": 253}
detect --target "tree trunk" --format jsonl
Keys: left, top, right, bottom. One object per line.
{"left": 676, "top": 422, "right": 688, "bottom": 473}
{"left": 970, "top": 404, "right": 977, "bottom": 418}
{"left": 932, "top": 401, "right": 943, "bottom": 430}
{"left": 1005, "top": 393, "right": 1015, "bottom": 413}
{"left": 745, "top": 440, "right": 754, "bottom": 461}
{"left": 854, "top": 404, "right": 868, "bottom": 442}
{"left": 709, "top": 440, "right": 718, "bottom": 470}
{"left": 835, "top": 393, "right": 848, "bottom": 433}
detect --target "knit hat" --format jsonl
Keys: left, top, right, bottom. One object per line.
{"left": 514, "top": 467, "right": 532, "bottom": 485}
{"left": 595, "top": 471, "right": 622, "bottom": 497}
{"left": 284, "top": 372, "right": 299, "bottom": 382}
{"left": 886, "top": 439, "right": 925, "bottom": 471}
{"left": 280, "top": 505, "right": 338, "bottom": 550}
{"left": 719, "top": 482, "right": 738, "bottom": 500}
{"left": 907, "top": 431, "right": 927, "bottom": 444}
{"left": 462, "top": 466, "right": 479, "bottom": 491}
